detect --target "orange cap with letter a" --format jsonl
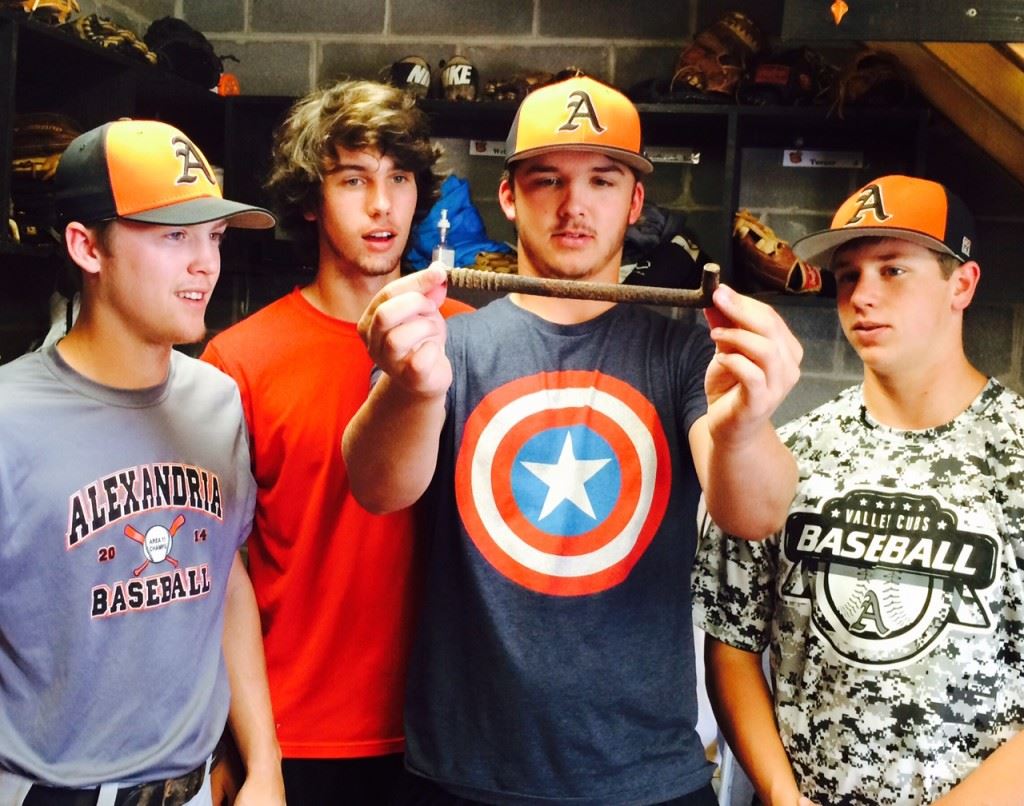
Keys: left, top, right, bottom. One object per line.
{"left": 504, "top": 75, "right": 654, "bottom": 175}
{"left": 55, "top": 119, "right": 275, "bottom": 229}
{"left": 792, "top": 174, "right": 975, "bottom": 267}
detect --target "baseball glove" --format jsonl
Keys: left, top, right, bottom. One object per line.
{"left": 61, "top": 14, "right": 158, "bottom": 65}
{"left": 733, "top": 210, "right": 831, "bottom": 295}
{"left": 831, "top": 48, "right": 911, "bottom": 118}
{"left": 0, "top": 0, "right": 79, "bottom": 26}
{"left": 737, "top": 47, "right": 837, "bottom": 107}
{"left": 671, "top": 11, "right": 764, "bottom": 100}
{"left": 11, "top": 112, "right": 82, "bottom": 182}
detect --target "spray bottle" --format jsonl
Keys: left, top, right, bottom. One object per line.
{"left": 432, "top": 208, "right": 455, "bottom": 268}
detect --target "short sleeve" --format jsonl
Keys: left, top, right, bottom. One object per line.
{"left": 692, "top": 505, "right": 778, "bottom": 653}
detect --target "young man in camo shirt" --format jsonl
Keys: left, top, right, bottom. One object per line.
{"left": 693, "top": 174, "right": 1024, "bottom": 805}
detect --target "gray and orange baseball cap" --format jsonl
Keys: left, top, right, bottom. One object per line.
{"left": 792, "top": 174, "right": 975, "bottom": 268}
{"left": 54, "top": 119, "right": 275, "bottom": 229}
{"left": 504, "top": 75, "right": 654, "bottom": 175}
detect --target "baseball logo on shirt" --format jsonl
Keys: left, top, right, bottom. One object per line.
{"left": 781, "top": 489, "right": 1000, "bottom": 668}
{"left": 456, "top": 370, "right": 670, "bottom": 596}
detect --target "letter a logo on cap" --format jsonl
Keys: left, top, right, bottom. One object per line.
{"left": 559, "top": 90, "right": 606, "bottom": 135}
{"left": 172, "top": 135, "right": 215, "bottom": 186}
{"left": 845, "top": 184, "right": 891, "bottom": 226}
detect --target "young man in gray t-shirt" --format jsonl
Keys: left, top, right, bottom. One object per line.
{"left": 0, "top": 119, "right": 283, "bottom": 805}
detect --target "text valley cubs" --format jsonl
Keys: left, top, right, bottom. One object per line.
{"left": 781, "top": 489, "right": 1000, "bottom": 668}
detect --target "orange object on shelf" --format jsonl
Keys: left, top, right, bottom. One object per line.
{"left": 218, "top": 72, "right": 240, "bottom": 96}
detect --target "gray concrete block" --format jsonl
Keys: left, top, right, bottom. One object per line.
{"left": 642, "top": 164, "right": 691, "bottom": 209}
{"left": 93, "top": 0, "right": 175, "bottom": 23}
{"left": 965, "top": 304, "right": 1015, "bottom": 379}
{"left": 435, "top": 140, "right": 504, "bottom": 198}
{"left": 540, "top": 0, "right": 691, "bottom": 39}
{"left": 973, "top": 219, "right": 1024, "bottom": 304}
{"left": 837, "top": 328, "right": 862, "bottom": 374}
{"left": 927, "top": 121, "right": 1024, "bottom": 219}
{"left": 320, "top": 43, "right": 451, "bottom": 87}
{"left": 775, "top": 300, "right": 841, "bottom": 373}
{"left": 614, "top": 46, "right": 680, "bottom": 92}
{"left": 677, "top": 208, "right": 728, "bottom": 264}
{"left": 775, "top": 375, "right": 855, "bottom": 426}
{"left": 433, "top": 138, "right": 514, "bottom": 245}
{"left": 687, "top": 150, "right": 729, "bottom": 207}
{"left": 392, "top": 0, "right": 532, "bottom": 35}
{"left": 251, "top": 0, "right": 383, "bottom": 34}
{"left": 461, "top": 45, "right": 610, "bottom": 86}
{"left": 621, "top": 45, "right": 682, "bottom": 85}
{"left": 78, "top": 1, "right": 158, "bottom": 33}
{"left": 739, "top": 149, "right": 919, "bottom": 216}
{"left": 208, "top": 39, "right": 314, "bottom": 96}
{"left": 739, "top": 148, "right": 853, "bottom": 212}
{"left": 183, "top": 0, "right": 244, "bottom": 33}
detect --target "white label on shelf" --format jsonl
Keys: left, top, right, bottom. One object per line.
{"left": 469, "top": 140, "right": 507, "bottom": 157}
{"left": 645, "top": 147, "right": 700, "bottom": 165}
{"left": 783, "top": 149, "right": 864, "bottom": 168}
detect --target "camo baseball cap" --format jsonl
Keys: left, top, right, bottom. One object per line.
{"left": 505, "top": 75, "right": 654, "bottom": 175}
{"left": 792, "top": 174, "right": 975, "bottom": 268}
{"left": 55, "top": 119, "right": 276, "bottom": 229}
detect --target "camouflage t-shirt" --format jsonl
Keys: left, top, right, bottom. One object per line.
{"left": 693, "top": 380, "right": 1024, "bottom": 805}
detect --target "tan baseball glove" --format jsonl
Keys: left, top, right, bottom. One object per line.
{"left": 11, "top": 112, "right": 82, "bottom": 182}
{"left": 733, "top": 209, "right": 830, "bottom": 295}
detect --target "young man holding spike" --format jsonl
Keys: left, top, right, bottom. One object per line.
{"left": 345, "top": 75, "right": 803, "bottom": 805}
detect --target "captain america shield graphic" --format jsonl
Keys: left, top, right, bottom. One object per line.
{"left": 456, "top": 370, "right": 671, "bottom": 595}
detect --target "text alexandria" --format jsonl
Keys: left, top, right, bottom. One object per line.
{"left": 67, "top": 463, "right": 222, "bottom": 548}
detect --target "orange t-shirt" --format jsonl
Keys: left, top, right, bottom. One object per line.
{"left": 202, "top": 288, "right": 472, "bottom": 757}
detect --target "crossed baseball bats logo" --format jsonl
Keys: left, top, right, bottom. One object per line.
{"left": 123, "top": 514, "right": 185, "bottom": 577}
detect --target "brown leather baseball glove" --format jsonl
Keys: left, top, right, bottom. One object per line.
{"left": 11, "top": 112, "right": 82, "bottom": 183}
{"left": 733, "top": 209, "right": 831, "bottom": 295}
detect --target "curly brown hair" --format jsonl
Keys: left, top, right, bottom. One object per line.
{"left": 266, "top": 79, "right": 442, "bottom": 242}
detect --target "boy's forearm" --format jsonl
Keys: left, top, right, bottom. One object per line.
{"left": 706, "top": 637, "right": 803, "bottom": 805}
{"left": 343, "top": 373, "right": 447, "bottom": 513}
{"left": 704, "top": 420, "right": 797, "bottom": 540}
{"left": 222, "top": 554, "right": 283, "bottom": 795}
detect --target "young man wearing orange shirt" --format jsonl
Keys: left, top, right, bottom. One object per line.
{"left": 202, "top": 80, "right": 470, "bottom": 803}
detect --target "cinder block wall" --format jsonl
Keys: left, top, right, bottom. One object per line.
{"left": 92, "top": 0, "right": 1024, "bottom": 423}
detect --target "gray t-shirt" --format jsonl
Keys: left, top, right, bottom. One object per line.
{"left": 0, "top": 344, "right": 256, "bottom": 787}
{"left": 693, "top": 381, "right": 1024, "bottom": 804}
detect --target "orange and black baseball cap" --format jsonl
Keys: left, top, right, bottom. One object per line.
{"left": 792, "top": 175, "right": 975, "bottom": 268}
{"left": 54, "top": 119, "right": 276, "bottom": 229}
{"left": 504, "top": 75, "right": 654, "bottom": 175}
